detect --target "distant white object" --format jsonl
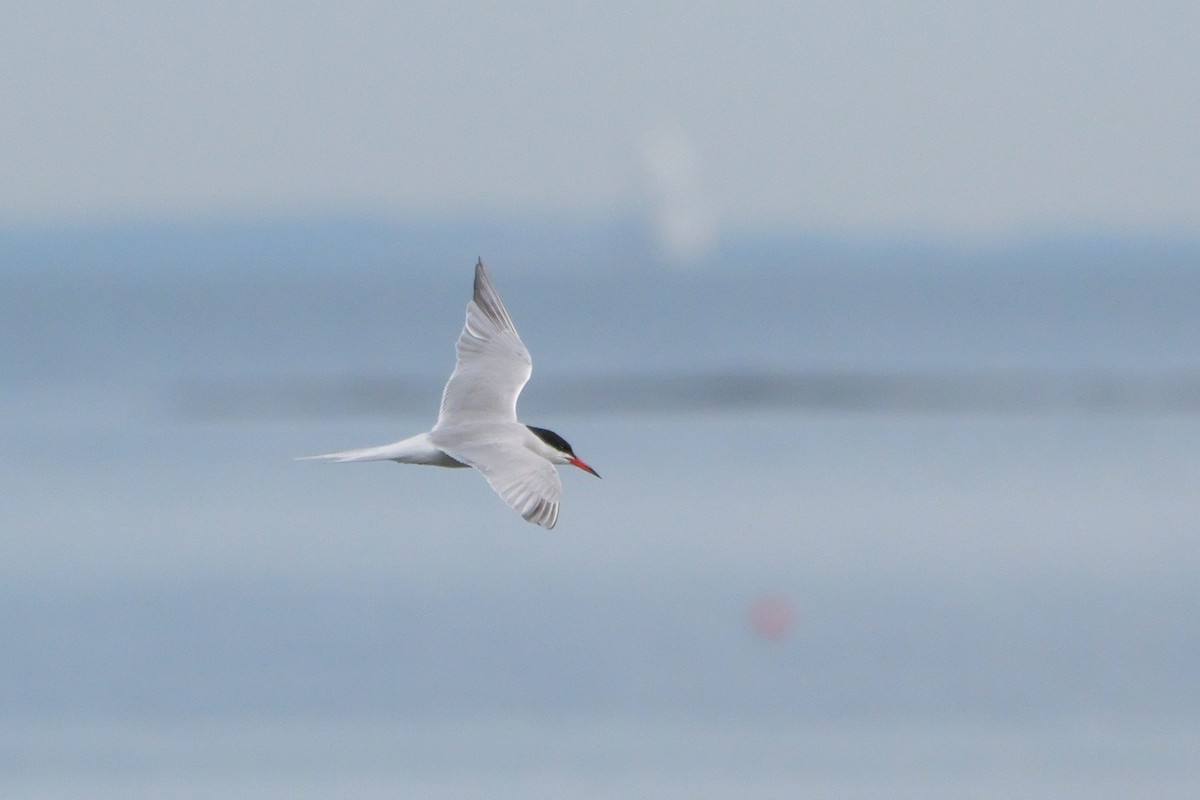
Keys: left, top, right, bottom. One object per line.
{"left": 301, "top": 259, "right": 599, "bottom": 529}
{"left": 641, "top": 124, "right": 716, "bottom": 264}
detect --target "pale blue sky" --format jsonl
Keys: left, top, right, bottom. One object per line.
{"left": 3, "top": 1, "right": 1198, "bottom": 238}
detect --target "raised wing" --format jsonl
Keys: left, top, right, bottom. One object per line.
{"left": 435, "top": 438, "right": 562, "bottom": 529}
{"left": 436, "top": 259, "right": 532, "bottom": 426}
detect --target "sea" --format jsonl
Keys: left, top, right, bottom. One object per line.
{"left": 1, "top": 223, "right": 1198, "bottom": 797}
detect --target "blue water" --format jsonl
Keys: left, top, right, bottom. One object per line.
{"left": 3, "top": 714, "right": 1196, "bottom": 798}
{"left": 2, "top": 242, "right": 1199, "bottom": 796}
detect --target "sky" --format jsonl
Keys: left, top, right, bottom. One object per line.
{"left": 3, "top": 2, "right": 1199, "bottom": 242}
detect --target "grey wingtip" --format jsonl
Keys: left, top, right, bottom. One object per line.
{"left": 473, "top": 257, "right": 488, "bottom": 295}
{"left": 469, "top": 257, "right": 517, "bottom": 334}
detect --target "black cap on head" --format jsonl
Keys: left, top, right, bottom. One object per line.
{"left": 527, "top": 426, "right": 575, "bottom": 455}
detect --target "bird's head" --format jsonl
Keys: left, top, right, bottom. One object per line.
{"left": 527, "top": 426, "right": 600, "bottom": 477}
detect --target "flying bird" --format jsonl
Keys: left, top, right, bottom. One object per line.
{"left": 302, "top": 259, "right": 599, "bottom": 529}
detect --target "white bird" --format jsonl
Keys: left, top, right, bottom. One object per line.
{"left": 302, "top": 258, "right": 599, "bottom": 529}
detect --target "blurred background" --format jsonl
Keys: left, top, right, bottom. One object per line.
{"left": 2, "top": 3, "right": 1199, "bottom": 797}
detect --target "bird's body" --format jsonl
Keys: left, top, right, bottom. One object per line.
{"left": 302, "top": 259, "right": 598, "bottom": 529}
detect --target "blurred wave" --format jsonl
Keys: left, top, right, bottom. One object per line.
{"left": 169, "top": 369, "right": 1200, "bottom": 420}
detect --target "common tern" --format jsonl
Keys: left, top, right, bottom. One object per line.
{"left": 303, "top": 259, "right": 599, "bottom": 529}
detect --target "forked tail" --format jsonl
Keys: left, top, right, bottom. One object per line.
{"left": 297, "top": 432, "right": 467, "bottom": 466}
{"left": 296, "top": 444, "right": 404, "bottom": 463}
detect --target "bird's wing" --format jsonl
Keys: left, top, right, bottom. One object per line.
{"left": 436, "top": 438, "right": 562, "bottom": 529}
{"left": 436, "top": 259, "right": 532, "bottom": 427}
